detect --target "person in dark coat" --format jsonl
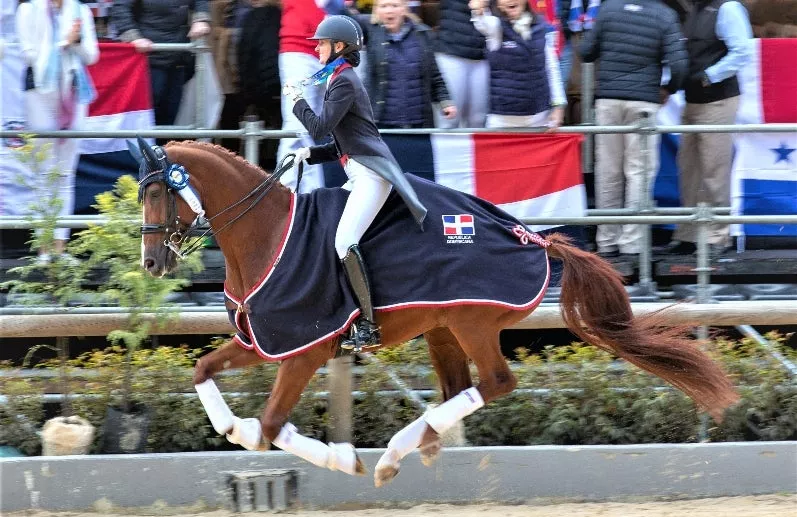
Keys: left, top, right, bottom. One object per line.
{"left": 282, "top": 15, "right": 427, "bottom": 351}
{"left": 578, "top": 0, "right": 688, "bottom": 257}
{"left": 358, "top": 0, "right": 456, "bottom": 129}
{"left": 111, "top": 0, "right": 211, "bottom": 128}
{"left": 237, "top": 0, "right": 282, "bottom": 169}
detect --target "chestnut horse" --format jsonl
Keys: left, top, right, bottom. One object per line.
{"left": 135, "top": 139, "right": 738, "bottom": 487}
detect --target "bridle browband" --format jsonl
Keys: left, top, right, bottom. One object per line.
{"left": 138, "top": 146, "right": 299, "bottom": 259}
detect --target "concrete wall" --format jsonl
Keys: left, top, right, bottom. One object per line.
{"left": 1, "top": 442, "right": 795, "bottom": 512}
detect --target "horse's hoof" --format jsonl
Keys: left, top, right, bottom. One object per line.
{"left": 355, "top": 452, "right": 367, "bottom": 476}
{"left": 419, "top": 440, "right": 441, "bottom": 467}
{"left": 374, "top": 465, "right": 399, "bottom": 488}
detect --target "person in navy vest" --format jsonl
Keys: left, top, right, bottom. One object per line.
{"left": 282, "top": 15, "right": 428, "bottom": 350}
{"left": 355, "top": 0, "right": 457, "bottom": 129}
{"left": 469, "top": 0, "right": 567, "bottom": 129}
{"left": 667, "top": 0, "right": 752, "bottom": 256}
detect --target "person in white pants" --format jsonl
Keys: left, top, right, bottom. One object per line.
{"left": 15, "top": 0, "right": 99, "bottom": 262}
{"left": 284, "top": 15, "right": 427, "bottom": 351}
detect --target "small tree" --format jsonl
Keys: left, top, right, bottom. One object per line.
{"left": 3, "top": 136, "right": 85, "bottom": 416}
{"left": 68, "top": 175, "right": 203, "bottom": 413}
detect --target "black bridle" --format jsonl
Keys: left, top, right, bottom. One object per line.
{"left": 139, "top": 152, "right": 300, "bottom": 259}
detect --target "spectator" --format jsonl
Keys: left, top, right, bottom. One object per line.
{"left": 579, "top": 0, "right": 687, "bottom": 258}
{"left": 237, "top": 0, "right": 282, "bottom": 170}
{"left": 357, "top": 0, "right": 456, "bottom": 129}
{"left": 15, "top": 0, "right": 99, "bottom": 262}
{"left": 210, "top": 0, "right": 247, "bottom": 158}
{"left": 668, "top": 0, "right": 752, "bottom": 255}
{"left": 559, "top": 0, "right": 601, "bottom": 93}
{"left": 111, "top": 0, "right": 211, "bottom": 128}
{"left": 435, "top": 0, "right": 489, "bottom": 128}
{"left": 470, "top": 0, "right": 566, "bottom": 129}
{"left": 275, "top": 0, "right": 343, "bottom": 192}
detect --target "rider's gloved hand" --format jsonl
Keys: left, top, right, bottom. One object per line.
{"left": 294, "top": 147, "right": 311, "bottom": 164}
{"left": 282, "top": 82, "right": 304, "bottom": 103}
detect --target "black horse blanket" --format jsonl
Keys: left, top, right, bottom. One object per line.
{"left": 225, "top": 174, "right": 550, "bottom": 360}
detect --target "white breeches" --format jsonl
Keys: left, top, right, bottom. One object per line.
{"left": 24, "top": 90, "right": 87, "bottom": 241}
{"left": 336, "top": 158, "right": 392, "bottom": 259}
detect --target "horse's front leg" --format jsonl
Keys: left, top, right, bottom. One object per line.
{"left": 193, "top": 340, "right": 265, "bottom": 436}
{"left": 261, "top": 342, "right": 366, "bottom": 476}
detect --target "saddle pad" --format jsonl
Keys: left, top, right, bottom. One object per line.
{"left": 225, "top": 174, "right": 550, "bottom": 360}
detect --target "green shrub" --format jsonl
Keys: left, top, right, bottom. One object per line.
{"left": 0, "top": 333, "right": 794, "bottom": 453}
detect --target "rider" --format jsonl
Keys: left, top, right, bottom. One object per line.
{"left": 282, "top": 15, "right": 427, "bottom": 350}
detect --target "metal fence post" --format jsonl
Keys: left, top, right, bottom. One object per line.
{"left": 327, "top": 356, "right": 353, "bottom": 443}
{"left": 580, "top": 63, "right": 595, "bottom": 175}
{"left": 637, "top": 111, "right": 656, "bottom": 294}
{"left": 243, "top": 119, "right": 263, "bottom": 166}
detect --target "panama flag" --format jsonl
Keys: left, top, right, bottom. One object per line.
{"left": 325, "top": 133, "right": 586, "bottom": 232}
{"left": 731, "top": 38, "right": 797, "bottom": 240}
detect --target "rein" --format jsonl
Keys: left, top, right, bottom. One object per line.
{"left": 141, "top": 153, "right": 299, "bottom": 259}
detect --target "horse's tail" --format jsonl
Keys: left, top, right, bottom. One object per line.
{"left": 544, "top": 233, "right": 739, "bottom": 422}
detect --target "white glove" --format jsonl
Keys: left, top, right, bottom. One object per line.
{"left": 282, "top": 82, "right": 304, "bottom": 103}
{"left": 294, "top": 147, "right": 311, "bottom": 164}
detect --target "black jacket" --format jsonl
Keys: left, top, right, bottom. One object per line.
{"left": 579, "top": 0, "right": 688, "bottom": 103}
{"left": 238, "top": 6, "right": 281, "bottom": 105}
{"left": 358, "top": 18, "right": 451, "bottom": 128}
{"left": 436, "top": 0, "right": 486, "bottom": 60}
{"left": 112, "top": 0, "right": 210, "bottom": 69}
{"left": 293, "top": 66, "right": 427, "bottom": 226}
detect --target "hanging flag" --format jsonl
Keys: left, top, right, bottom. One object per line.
{"left": 731, "top": 38, "right": 797, "bottom": 240}
{"left": 324, "top": 133, "right": 586, "bottom": 232}
{"left": 0, "top": 42, "right": 155, "bottom": 216}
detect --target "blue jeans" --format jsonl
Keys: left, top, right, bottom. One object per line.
{"left": 150, "top": 66, "right": 186, "bottom": 127}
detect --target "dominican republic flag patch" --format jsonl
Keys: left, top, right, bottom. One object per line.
{"left": 443, "top": 214, "right": 475, "bottom": 244}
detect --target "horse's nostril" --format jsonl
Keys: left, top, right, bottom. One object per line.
{"left": 143, "top": 258, "right": 155, "bottom": 270}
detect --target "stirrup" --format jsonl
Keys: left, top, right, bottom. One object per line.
{"left": 340, "top": 319, "right": 381, "bottom": 353}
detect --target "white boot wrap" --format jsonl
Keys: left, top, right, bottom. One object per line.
{"left": 424, "top": 387, "right": 484, "bottom": 434}
{"left": 194, "top": 379, "right": 235, "bottom": 435}
{"left": 227, "top": 417, "right": 268, "bottom": 451}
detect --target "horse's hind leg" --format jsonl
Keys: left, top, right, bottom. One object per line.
{"left": 420, "top": 327, "right": 473, "bottom": 466}
{"left": 260, "top": 342, "right": 367, "bottom": 476}
{"left": 375, "top": 311, "right": 514, "bottom": 487}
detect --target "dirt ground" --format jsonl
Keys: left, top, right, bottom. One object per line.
{"left": 16, "top": 495, "right": 797, "bottom": 517}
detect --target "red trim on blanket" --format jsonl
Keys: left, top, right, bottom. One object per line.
{"left": 241, "top": 193, "right": 297, "bottom": 300}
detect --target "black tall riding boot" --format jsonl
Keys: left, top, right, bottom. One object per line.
{"left": 340, "top": 244, "right": 381, "bottom": 351}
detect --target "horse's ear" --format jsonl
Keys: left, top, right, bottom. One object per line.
{"left": 137, "top": 135, "right": 160, "bottom": 171}
{"left": 127, "top": 139, "right": 143, "bottom": 164}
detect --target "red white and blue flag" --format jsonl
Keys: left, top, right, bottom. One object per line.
{"left": 653, "top": 38, "right": 797, "bottom": 245}
{"left": 1, "top": 43, "right": 154, "bottom": 216}
{"left": 443, "top": 214, "right": 475, "bottom": 235}
{"left": 326, "top": 133, "right": 587, "bottom": 232}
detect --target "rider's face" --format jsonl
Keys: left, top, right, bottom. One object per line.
{"left": 315, "top": 39, "right": 332, "bottom": 64}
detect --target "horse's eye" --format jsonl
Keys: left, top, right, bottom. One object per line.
{"left": 150, "top": 189, "right": 162, "bottom": 199}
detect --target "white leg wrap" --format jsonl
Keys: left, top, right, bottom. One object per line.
{"left": 424, "top": 387, "right": 484, "bottom": 435}
{"left": 273, "top": 423, "right": 359, "bottom": 475}
{"left": 376, "top": 415, "right": 428, "bottom": 471}
{"left": 194, "top": 380, "right": 235, "bottom": 435}
{"left": 227, "top": 417, "right": 269, "bottom": 452}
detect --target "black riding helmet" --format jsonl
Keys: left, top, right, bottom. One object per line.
{"left": 309, "top": 15, "right": 363, "bottom": 64}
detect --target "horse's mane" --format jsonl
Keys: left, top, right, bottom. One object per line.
{"left": 166, "top": 140, "right": 290, "bottom": 193}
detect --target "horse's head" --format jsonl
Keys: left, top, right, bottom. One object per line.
{"left": 130, "top": 137, "right": 205, "bottom": 277}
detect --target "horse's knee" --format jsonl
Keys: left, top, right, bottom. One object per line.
{"left": 481, "top": 370, "right": 516, "bottom": 400}
{"left": 260, "top": 414, "right": 287, "bottom": 442}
